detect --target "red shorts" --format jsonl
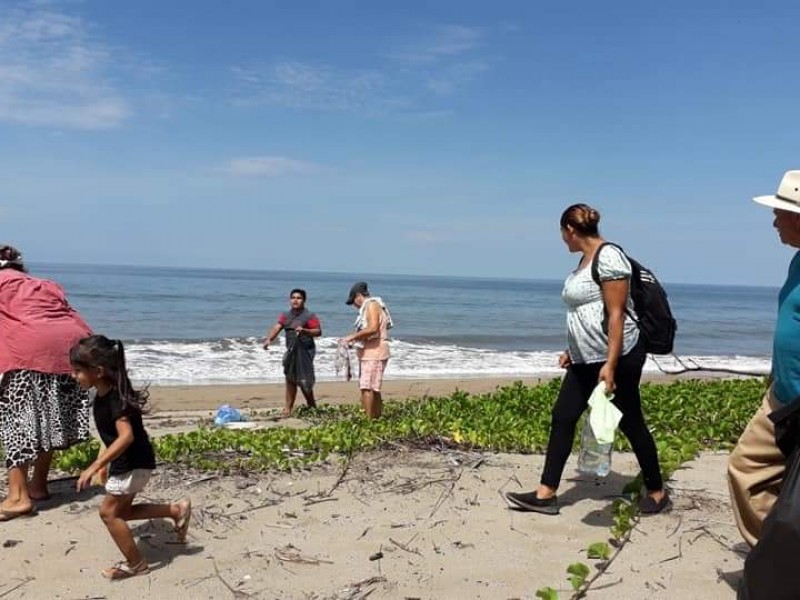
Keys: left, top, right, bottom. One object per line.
{"left": 359, "top": 359, "right": 388, "bottom": 392}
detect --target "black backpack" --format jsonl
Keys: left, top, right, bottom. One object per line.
{"left": 591, "top": 242, "right": 677, "bottom": 355}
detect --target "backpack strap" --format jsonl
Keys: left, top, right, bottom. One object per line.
{"left": 590, "top": 242, "right": 623, "bottom": 286}
{"left": 591, "top": 241, "right": 639, "bottom": 326}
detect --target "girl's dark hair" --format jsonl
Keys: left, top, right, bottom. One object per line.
{"left": 560, "top": 203, "right": 601, "bottom": 237}
{"left": 290, "top": 288, "right": 307, "bottom": 301}
{"left": 0, "top": 245, "right": 27, "bottom": 273}
{"left": 70, "top": 335, "right": 149, "bottom": 413}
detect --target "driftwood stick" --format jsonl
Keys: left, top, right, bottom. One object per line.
{"left": 227, "top": 499, "right": 281, "bottom": 517}
{"left": 211, "top": 558, "right": 252, "bottom": 598}
{"left": 389, "top": 537, "right": 422, "bottom": 556}
{"left": 651, "top": 355, "right": 766, "bottom": 377}
{"left": 0, "top": 578, "right": 34, "bottom": 599}
{"left": 303, "top": 497, "right": 339, "bottom": 507}
{"left": 326, "top": 455, "right": 352, "bottom": 496}
{"left": 428, "top": 469, "right": 463, "bottom": 519}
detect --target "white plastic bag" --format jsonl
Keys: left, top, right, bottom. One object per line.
{"left": 587, "top": 382, "right": 622, "bottom": 444}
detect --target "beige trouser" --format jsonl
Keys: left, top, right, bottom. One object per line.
{"left": 728, "top": 387, "right": 785, "bottom": 548}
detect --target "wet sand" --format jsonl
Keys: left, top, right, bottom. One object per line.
{"left": 147, "top": 372, "right": 740, "bottom": 414}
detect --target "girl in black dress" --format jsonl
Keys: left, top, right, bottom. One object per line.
{"left": 70, "top": 335, "right": 191, "bottom": 580}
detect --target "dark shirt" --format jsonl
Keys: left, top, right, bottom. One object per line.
{"left": 278, "top": 308, "right": 320, "bottom": 351}
{"left": 93, "top": 389, "right": 156, "bottom": 476}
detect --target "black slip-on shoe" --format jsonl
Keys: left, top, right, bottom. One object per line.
{"left": 504, "top": 490, "right": 560, "bottom": 515}
{"left": 639, "top": 490, "right": 672, "bottom": 514}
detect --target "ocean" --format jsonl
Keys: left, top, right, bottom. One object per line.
{"left": 35, "top": 263, "right": 775, "bottom": 386}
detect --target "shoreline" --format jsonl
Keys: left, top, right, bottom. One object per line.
{"left": 147, "top": 372, "right": 756, "bottom": 413}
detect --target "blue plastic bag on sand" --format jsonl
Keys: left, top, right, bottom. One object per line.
{"left": 214, "top": 405, "right": 244, "bottom": 426}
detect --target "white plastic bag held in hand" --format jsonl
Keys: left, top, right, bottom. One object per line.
{"left": 587, "top": 382, "right": 622, "bottom": 444}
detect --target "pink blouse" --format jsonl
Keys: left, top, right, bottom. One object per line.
{"left": 0, "top": 269, "right": 92, "bottom": 374}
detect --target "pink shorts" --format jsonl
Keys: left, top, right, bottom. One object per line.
{"left": 359, "top": 359, "right": 388, "bottom": 392}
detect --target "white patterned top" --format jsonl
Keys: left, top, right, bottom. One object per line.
{"left": 561, "top": 244, "right": 639, "bottom": 364}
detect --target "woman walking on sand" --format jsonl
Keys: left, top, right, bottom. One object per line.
{"left": 0, "top": 245, "right": 92, "bottom": 520}
{"left": 505, "top": 204, "right": 669, "bottom": 515}
{"left": 71, "top": 335, "right": 191, "bottom": 580}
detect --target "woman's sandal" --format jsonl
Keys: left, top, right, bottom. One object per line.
{"left": 101, "top": 560, "right": 150, "bottom": 580}
{"left": 175, "top": 498, "right": 192, "bottom": 543}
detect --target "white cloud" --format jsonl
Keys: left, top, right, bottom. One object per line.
{"left": 0, "top": 4, "right": 131, "bottom": 129}
{"left": 223, "top": 156, "right": 330, "bottom": 178}
{"left": 392, "top": 25, "right": 484, "bottom": 65}
{"left": 426, "top": 60, "right": 490, "bottom": 96}
{"left": 398, "top": 25, "right": 489, "bottom": 97}
{"left": 231, "top": 24, "right": 491, "bottom": 114}
{"left": 231, "top": 62, "right": 400, "bottom": 113}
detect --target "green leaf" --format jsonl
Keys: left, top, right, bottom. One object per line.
{"left": 587, "top": 541, "right": 611, "bottom": 560}
{"left": 567, "top": 562, "right": 590, "bottom": 577}
{"left": 535, "top": 587, "right": 559, "bottom": 600}
{"left": 566, "top": 562, "right": 590, "bottom": 590}
{"left": 568, "top": 575, "right": 584, "bottom": 591}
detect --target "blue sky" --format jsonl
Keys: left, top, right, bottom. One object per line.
{"left": 1, "top": 0, "right": 799, "bottom": 286}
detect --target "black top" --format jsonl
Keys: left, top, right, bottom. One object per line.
{"left": 93, "top": 389, "right": 156, "bottom": 476}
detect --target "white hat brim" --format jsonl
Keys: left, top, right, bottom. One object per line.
{"left": 753, "top": 194, "right": 800, "bottom": 215}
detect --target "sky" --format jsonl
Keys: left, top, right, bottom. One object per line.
{"left": 1, "top": 0, "right": 799, "bottom": 286}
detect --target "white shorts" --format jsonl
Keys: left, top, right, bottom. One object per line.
{"left": 105, "top": 469, "right": 153, "bottom": 496}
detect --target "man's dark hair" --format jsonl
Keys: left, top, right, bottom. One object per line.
{"left": 290, "top": 288, "right": 307, "bottom": 301}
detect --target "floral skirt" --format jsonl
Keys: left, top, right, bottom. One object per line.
{"left": 0, "top": 370, "right": 90, "bottom": 468}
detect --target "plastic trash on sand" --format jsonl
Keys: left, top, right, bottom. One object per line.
{"left": 214, "top": 404, "right": 245, "bottom": 427}
{"left": 587, "top": 382, "right": 622, "bottom": 444}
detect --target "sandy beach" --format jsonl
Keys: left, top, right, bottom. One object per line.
{"left": 1, "top": 450, "right": 743, "bottom": 599}
{"left": 0, "top": 376, "right": 748, "bottom": 599}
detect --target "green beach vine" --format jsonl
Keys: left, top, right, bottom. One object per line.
{"left": 53, "top": 377, "right": 764, "bottom": 475}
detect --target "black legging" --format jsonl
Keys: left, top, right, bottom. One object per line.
{"left": 540, "top": 340, "right": 663, "bottom": 492}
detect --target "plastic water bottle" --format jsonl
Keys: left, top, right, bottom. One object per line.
{"left": 577, "top": 418, "right": 612, "bottom": 477}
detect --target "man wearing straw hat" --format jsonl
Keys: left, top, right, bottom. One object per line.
{"left": 729, "top": 170, "right": 800, "bottom": 547}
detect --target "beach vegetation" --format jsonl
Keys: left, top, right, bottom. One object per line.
{"left": 51, "top": 377, "right": 766, "bottom": 476}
